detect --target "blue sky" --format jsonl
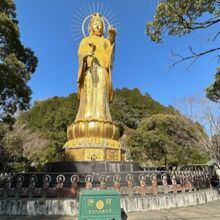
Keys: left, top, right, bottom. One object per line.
{"left": 15, "top": 0, "right": 219, "bottom": 107}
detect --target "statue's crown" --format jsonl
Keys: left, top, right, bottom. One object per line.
{"left": 91, "top": 13, "right": 104, "bottom": 23}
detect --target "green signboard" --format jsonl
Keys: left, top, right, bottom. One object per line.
{"left": 79, "top": 189, "right": 121, "bottom": 220}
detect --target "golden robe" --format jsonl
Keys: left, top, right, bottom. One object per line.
{"left": 76, "top": 35, "right": 114, "bottom": 122}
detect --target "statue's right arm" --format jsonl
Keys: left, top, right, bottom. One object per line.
{"left": 77, "top": 39, "right": 87, "bottom": 84}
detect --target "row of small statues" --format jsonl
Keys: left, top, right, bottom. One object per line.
{"left": 0, "top": 172, "right": 211, "bottom": 198}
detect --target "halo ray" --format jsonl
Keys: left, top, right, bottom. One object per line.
{"left": 71, "top": 23, "right": 82, "bottom": 27}
{"left": 78, "top": 6, "right": 87, "bottom": 17}
{"left": 82, "top": 4, "right": 90, "bottom": 16}
{"left": 92, "top": 2, "right": 95, "bottom": 13}
{"left": 74, "top": 11, "right": 85, "bottom": 20}
{"left": 88, "top": 2, "right": 93, "bottom": 14}
{"left": 71, "top": 16, "right": 83, "bottom": 23}
{"left": 71, "top": 30, "right": 82, "bottom": 34}
{"left": 97, "top": 2, "right": 99, "bottom": 11}
{"left": 72, "top": 37, "right": 82, "bottom": 42}
{"left": 106, "top": 9, "right": 113, "bottom": 20}
{"left": 103, "top": 5, "right": 108, "bottom": 16}
{"left": 72, "top": 33, "right": 83, "bottom": 38}
{"left": 108, "top": 13, "right": 117, "bottom": 22}
{"left": 100, "top": 3, "right": 104, "bottom": 14}
{"left": 71, "top": 3, "right": 119, "bottom": 39}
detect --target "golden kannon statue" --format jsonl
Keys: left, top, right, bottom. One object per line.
{"left": 64, "top": 13, "right": 124, "bottom": 161}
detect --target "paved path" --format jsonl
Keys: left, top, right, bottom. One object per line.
{"left": 1, "top": 199, "right": 220, "bottom": 220}
{"left": 127, "top": 199, "right": 220, "bottom": 220}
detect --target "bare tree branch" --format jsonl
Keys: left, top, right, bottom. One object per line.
{"left": 176, "top": 96, "right": 220, "bottom": 166}
{"left": 170, "top": 47, "right": 220, "bottom": 68}
{"left": 193, "top": 16, "right": 220, "bottom": 28}
{"left": 210, "top": 31, "right": 220, "bottom": 41}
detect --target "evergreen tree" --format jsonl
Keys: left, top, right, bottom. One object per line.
{"left": 127, "top": 114, "right": 208, "bottom": 166}
{"left": 0, "top": 0, "right": 38, "bottom": 124}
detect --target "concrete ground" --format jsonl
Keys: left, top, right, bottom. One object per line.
{"left": 1, "top": 199, "right": 220, "bottom": 220}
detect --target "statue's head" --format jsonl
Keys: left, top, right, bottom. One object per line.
{"left": 152, "top": 175, "right": 156, "bottom": 181}
{"left": 89, "top": 13, "right": 104, "bottom": 36}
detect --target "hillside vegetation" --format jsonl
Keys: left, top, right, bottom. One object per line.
{"left": 0, "top": 88, "right": 208, "bottom": 171}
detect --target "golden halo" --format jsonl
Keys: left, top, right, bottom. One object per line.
{"left": 71, "top": 3, "right": 120, "bottom": 42}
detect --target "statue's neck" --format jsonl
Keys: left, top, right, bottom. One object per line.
{"left": 91, "top": 32, "right": 102, "bottom": 37}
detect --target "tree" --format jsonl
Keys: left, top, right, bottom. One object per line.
{"left": 0, "top": 0, "right": 38, "bottom": 124}
{"left": 206, "top": 67, "right": 220, "bottom": 102}
{"left": 0, "top": 121, "right": 51, "bottom": 172}
{"left": 146, "top": 0, "right": 220, "bottom": 63}
{"left": 110, "top": 88, "right": 175, "bottom": 134}
{"left": 127, "top": 114, "right": 208, "bottom": 166}
{"left": 14, "top": 88, "right": 175, "bottom": 166}
{"left": 176, "top": 95, "right": 220, "bottom": 166}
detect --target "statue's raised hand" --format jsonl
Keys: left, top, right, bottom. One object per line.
{"left": 108, "top": 26, "right": 116, "bottom": 44}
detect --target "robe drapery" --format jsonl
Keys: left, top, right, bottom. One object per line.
{"left": 75, "top": 35, "right": 114, "bottom": 122}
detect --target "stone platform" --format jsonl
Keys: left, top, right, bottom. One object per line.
{"left": 45, "top": 161, "right": 141, "bottom": 173}
{"left": 0, "top": 189, "right": 219, "bottom": 216}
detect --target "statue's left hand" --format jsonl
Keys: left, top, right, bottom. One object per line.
{"left": 108, "top": 26, "right": 116, "bottom": 44}
{"left": 108, "top": 26, "right": 116, "bottom": 37}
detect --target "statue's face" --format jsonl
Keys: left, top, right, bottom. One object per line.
{"left": 90, "top": 19, "right": 103, "bottom": 36}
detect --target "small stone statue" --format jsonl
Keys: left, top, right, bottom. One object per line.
{"left": 161, "top": 174, "right": 168, "bottom": 194}
{"left": 126, "top": 174, "right": 134, "bottom": 196}
{"left": 3, "top": 176, "right": 12, "bottom": 198}
{"left": 70, "top": 175, "right": 79, "bottom": 198}
{"left": 180, "top": 174, "right": 186, "bottom": 193}
{"left": 151, "top": 174, "right": 158, "bottom": 195}
{"left": 85, "top": 175, "right": 93, "bottom": 190}
{"left": 194, "top": 173, "right": 199, "bottom": 191}
{"left": 56, "top": 175, "right": 65, "bottom": 197}
{"left": 28, "top": 175, "right": 37, "bottom": 198}
{"left": 113, "top": 175, "right": 121, "bottom": 192}
{"left": 139, "top": 175, "right": 147, "bottom": 196}
{"left": 205, "top": 174, "right": 211, "bottom": 188}
{"left": 187, "top": 174, "right": 193, "bottom": 192}
{"left": 42, "top": 175, "right": 51, "bottom": 198}
{"left": 215, "top": 166, "right": 220, "bottom": 187}
{"left": 171, "top": 175, "right": 178, "bottom": 193}
{"left": 99, "top": 175, "right": 107, "bottom": 190}
{"left": 15, "top": 176, "right": 23, "bottom": 199}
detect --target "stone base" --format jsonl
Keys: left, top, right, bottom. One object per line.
{"left": 64, "top": 138, "right": 123, "bottom": 161}
{"left": 64, "top": 119, "right": 124, "bottom": 161}
{"left": 1, "top": 189, "right": 219, "bottom": 216}
{"left": 45, "top": 161, "right": 141, "bottom": 173}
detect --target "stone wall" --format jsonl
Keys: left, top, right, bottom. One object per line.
{"left": 0, "top": 189, "right": 219, "bottom": 216}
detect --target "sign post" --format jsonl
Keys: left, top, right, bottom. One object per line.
{"left": 79, "top": 189, "right": 121, "bottom": 220}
